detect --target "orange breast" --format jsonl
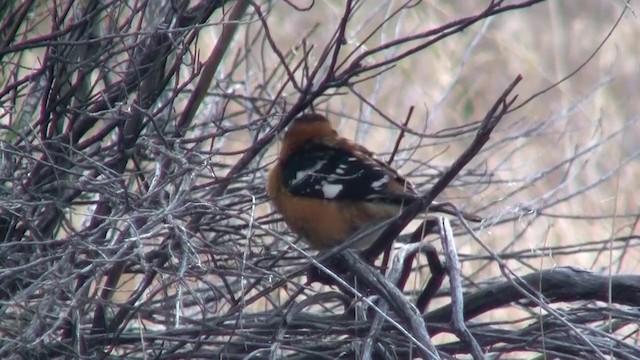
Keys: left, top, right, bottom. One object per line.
{"left": 267, "top": 161, "right": 404, "bottom": 250}
{"left": 272, "top": 192, "right": 402, "bottom": 249}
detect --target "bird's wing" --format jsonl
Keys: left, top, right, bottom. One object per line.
{"left": 281, "top": 140, "right": 417, "bottom": 204}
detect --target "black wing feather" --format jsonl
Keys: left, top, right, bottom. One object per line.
{"left": 282, "top": 142, "right": 395, "bottom": 202}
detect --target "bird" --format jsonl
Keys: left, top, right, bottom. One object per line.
{"left": 267, "top": 113, "right": 419, "bottom": 251}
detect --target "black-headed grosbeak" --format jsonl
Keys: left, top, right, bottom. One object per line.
{"left": 267, "top": 113, "right": 419, "bottom": 251}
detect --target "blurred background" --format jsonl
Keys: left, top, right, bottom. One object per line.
{"left": 251, "top": 1, "right": 640, "bottom": 276}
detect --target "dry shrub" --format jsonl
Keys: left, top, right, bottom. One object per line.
{"left": 0, "top": 1, "right": 638, "bottom": 359}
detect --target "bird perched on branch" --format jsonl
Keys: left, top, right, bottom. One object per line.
{"left": 267, "top": 113, "right": 419, "bottom": 251}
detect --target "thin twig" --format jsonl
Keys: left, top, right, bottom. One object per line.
{"left": 439, "top": 217, "right": 484, "bottom": 359}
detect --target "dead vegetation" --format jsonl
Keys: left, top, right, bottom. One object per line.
{"left": 1, "top": 1, "right": 639, "bottom": 359}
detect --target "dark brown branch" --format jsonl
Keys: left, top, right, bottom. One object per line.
{"left": 425, "top": 266, "right": 640, "bottom": 326}
{"left": 364, "top": 74, "right": 522, "bottom": 260}
{"left": 338, "top": 250, "right": 442, "bottom": 360}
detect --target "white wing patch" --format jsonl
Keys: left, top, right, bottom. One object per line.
{"left": 321, "top": 182, "right": 343, "bottom": 199}
{"left": 292, "top": 160, "right": 326, "bottom": 185}
{"left": 335, "top": 163, "right": 347, "bottom": 175}
{"left": 370, "top": 175, "right": 389, "bottom": 190}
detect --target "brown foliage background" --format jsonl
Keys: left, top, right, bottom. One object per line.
{"left": 0, "top": 1, "right": 639, "bottom": 359}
